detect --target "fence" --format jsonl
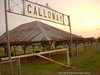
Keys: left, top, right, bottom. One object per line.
{"left": 0, "top": 42, "right": 100, "bottom": 75}
{"left": 0, "top": 59, "right": 21, "bottom": 75}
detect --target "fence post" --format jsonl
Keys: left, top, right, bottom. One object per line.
{"left": 17, "top": 59, "right": 21, "bottom": 75}
{"left": 4, "top": 0, "right": 14, "bottom": 75}
{"left": 67, "top": 49, "right": 70, "bottom": 67}
{"left": 0, "top": 68, "right": 1, "bottom": 75}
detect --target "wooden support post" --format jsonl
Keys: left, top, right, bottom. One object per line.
{"left": 83, "top": 43, "right": 86, "bottom": 52}
{"left": 4, "top": 46, "right": 8, "bottom": 56}
{"left": 32, "top": 45, "right": 35, "bottom": 53}
{"left": 13, "top": 46, "right": 16, "bottom": 56}
{"left": 24, "top": 49, "right": 26, "bottom": 54}
{"left": 41, "top": 43, "right": 45, "bottom": 52}
{"left": 22, "top": 45, "right": 27, "bottom": 62}
{"left": 10, "top": 46, "right": 13, "bottom": 56}
{"left": 22, "top": 45, "right": 27, "bottom": 54}
{"left": 43, "top": 48, "right": 45, "bottom": 52}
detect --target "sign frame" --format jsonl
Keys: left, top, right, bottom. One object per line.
{"left": 7, "top": 0, "right": 69, "bottom": 25}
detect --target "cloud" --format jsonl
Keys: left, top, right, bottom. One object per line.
{"left": 96, "top": 28, "right": 100, "bottom": 30}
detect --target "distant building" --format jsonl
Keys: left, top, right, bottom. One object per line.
{"left": 84, "top": 37, "right": 96, "bottom": 44}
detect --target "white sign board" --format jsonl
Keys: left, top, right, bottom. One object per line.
{"left": 7, "top": 0, "right": 68, "bottom": 25}
{"left": 24, "top": 0, "right": 65, "bottom": 24}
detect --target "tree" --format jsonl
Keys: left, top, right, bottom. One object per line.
{"left": 97, "top": 37, "right": 100, "bottom": 42}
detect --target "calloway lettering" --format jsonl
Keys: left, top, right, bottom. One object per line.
{"left": 25, "top": 1, "right": 64, "bottom": 24}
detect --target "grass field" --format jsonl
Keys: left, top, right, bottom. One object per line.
{"left": 20, "top": 43, "right": 100, "bottom": 75}
{"left": 0, "top": 43, "right": 100, "bottom": 75}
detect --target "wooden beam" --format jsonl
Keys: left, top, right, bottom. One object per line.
{"left": 1, "top": 48, "right": 68, "bottom": 61}
{"left": 37, "top": 54, "right": 70, "bottom": 68}
{"left": 0, "top": 60, "right": 15, "bottom": 64}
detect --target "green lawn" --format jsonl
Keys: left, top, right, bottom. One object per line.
{"left": 0, "top": 47, "right": 47, "bottom": 56}
{"left": 20, "top": 43, "right": 100, "bottom": 75}
{"left": 21, "top": 53, "right": 100, "bottom": 75}
{"left": 0, "top": 50, "right": 6, "bottom": 56}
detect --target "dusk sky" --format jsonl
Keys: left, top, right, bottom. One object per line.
{"left": 0, "top": 0, "right": 100, "bottom": 38}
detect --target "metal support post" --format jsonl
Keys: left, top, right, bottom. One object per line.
{"left": 4, "top": 0, "right": 13, "bottom": 75}
{"left": 67, "top": 49, "right": 70, "bottom": 67}
{"left": 68, "top": 16, "right": 74, "bottom": 65}
{"left": 23, "top": 0, "right": 25, "bottom": 15}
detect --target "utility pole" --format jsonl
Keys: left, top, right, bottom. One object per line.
{"left": 4, "top": 0, "right": 13, "bottom": 75}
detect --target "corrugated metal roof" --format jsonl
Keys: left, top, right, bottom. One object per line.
{"left": 0, "top": 21, "right": 83, "bottom": 45}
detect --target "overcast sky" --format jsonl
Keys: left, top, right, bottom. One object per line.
{"left": 0, "top": 0, "right": 100, "bottom": 38}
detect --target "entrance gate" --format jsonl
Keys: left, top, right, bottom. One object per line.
{"left": 1, "top": 0, "right": 73, "bottom": 75}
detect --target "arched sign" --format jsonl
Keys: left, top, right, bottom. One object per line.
{"left": 7, "top": 0, "right": 68, "bottom": 25}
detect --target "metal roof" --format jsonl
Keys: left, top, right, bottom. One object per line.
{"left": 0, "top": 21, "right": 83, "bottom": 45}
